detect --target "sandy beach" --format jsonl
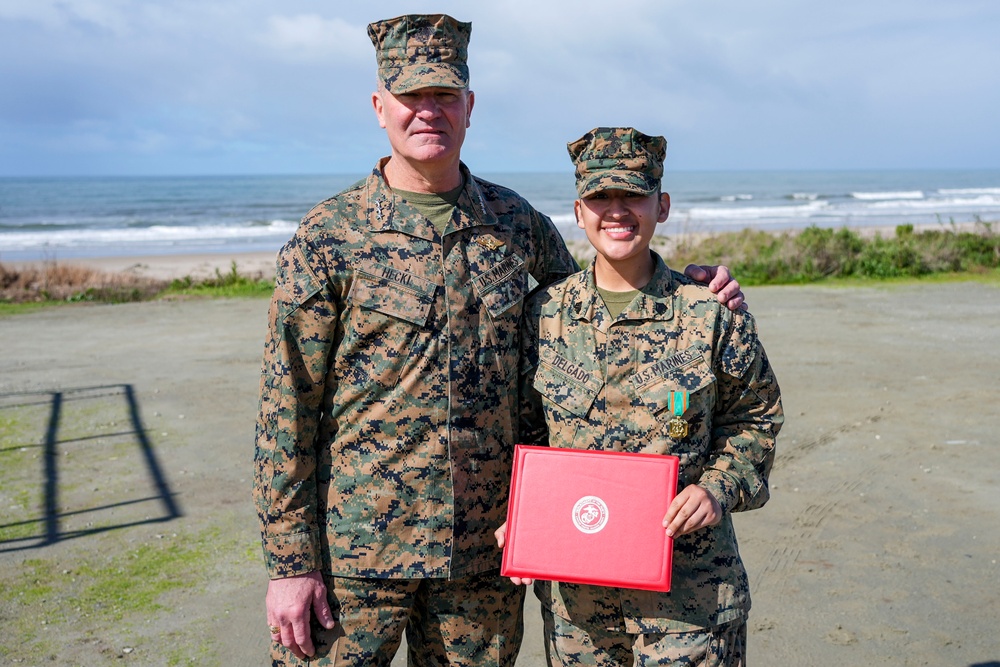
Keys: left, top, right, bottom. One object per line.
{"left": 6, "top": 251, "right": 283, "bottom": 282}
{"left": 6, "top": 219, "right": 984, "bottom": 283}
{"left": 1, "top": 253, "right": 998, "bottom": 666}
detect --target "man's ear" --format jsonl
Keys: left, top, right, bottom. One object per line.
{"left": 657, "top": 192, "right": 671, "bottom": 223}
{"left": 574, "top": 199, "right": 585, "bottom": 230}
{"left": 372, "top": 89, "right": 387, "bottom": 129}
{"left": 465, "top": 90, "right": 475, "bottom": 128}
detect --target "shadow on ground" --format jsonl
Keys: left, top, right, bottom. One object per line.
{"left": 0, "top": 384, "right": 181, "bottom": 553}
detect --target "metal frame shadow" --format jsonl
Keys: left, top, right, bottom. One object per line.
{"left": 0, "top": 384, "right": 181, "bottom": 553}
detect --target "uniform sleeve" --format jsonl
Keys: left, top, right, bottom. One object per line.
{"left": 528, "top": 209, "right": 579, "bottom": 293}
{"left": 698, "top": 310, "right": 783, "bottom": 515}
{"left": 253, "top": 232, "right": 337, "bottom": 578}
{"left": 517, "top": 293, "right": 549, "bottom": 446}
{"left": 517, "top": 207, "right": 574, "bottom": 444}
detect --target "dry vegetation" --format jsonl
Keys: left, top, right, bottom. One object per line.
{"left": 0, "top": 262, "right": 165, "bottom": 304}
{"left": 3, "top": 222, "right": 998, "bottom": 306}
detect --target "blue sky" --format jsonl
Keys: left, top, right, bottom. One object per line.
{"left": 2, "top": 0, "right": 998, "bottom": 176}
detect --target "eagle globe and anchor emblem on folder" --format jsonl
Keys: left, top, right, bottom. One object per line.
{"left": 572, "top": 496, "right": 609, "bottom": 534}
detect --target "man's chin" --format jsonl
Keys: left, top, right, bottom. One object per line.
{"left": 410, "top": 145, "right": 457, "bottom": 163}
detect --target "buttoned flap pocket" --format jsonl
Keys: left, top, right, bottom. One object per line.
{"left": 471, "top": 252, "right": 532, "bottom": 380}
{"left": 349, "top": 263, "right": 436, "bottom": 327}
{"left": 338, "top": 264, "right": 437, "bottom": 390}
{"left": 533, "top": 351, "right": 601, "bottom": 419}
{"left": 628, "top": 344, "right": 715, "bottom": 417}
{"left": 471, "top": 253, "right": 529, "bottom": 320}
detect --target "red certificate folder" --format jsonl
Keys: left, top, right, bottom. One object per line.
{"left": 501, "top": 445, "right": 679, "bottom": 592}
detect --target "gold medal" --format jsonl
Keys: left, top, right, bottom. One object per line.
{"left": 668, "top": 415, "right": 689, "bottom": 439}
{"left": 668, "top": 391, "right": 689, "bottom": 439}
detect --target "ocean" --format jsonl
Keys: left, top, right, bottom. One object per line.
{"left": 2, "top": 169, "right": 999, "bottom": 262}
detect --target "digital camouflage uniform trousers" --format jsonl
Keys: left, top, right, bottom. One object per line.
{"left": 542, "top": 608, "right": 745, "bottom": 667}
{"left": 520, "top": 253, "right": 782, "bottom": 666}
{"left": 255, "top": 159, "right": 578, "bottom": 666}
{"left": 271, "top": 570, "right": 524, "bottom": 666}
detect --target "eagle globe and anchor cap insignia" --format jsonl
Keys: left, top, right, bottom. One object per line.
{"left": 572, "top": 496, "right": 609, "bottom": 534}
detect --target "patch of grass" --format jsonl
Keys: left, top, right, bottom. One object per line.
{"left": 0, "top": 413, "right": 24, "bottom": 446}
{"left": 0, "top": 301, "right": 51, "bottom": 316}
{"left": 0, "top": 534, "right": 217, "bottom": 621}
{"left": 0, "top": 492, "right": 38, "bottom": 542}
{"left": 0, "top": 411, "right": 45, "bottom": 542}
{"left": 0, "top": 558, "right": 59, "bottom": 652}
{"left": 166, "top": 635, "right": 216, "bottom": 667}
{"left": 4, "top": 558, "right": 58, "bottom": 606}
{"left": 806, "top": 267, "right": 1000, "bottom": 288}
{"left": 71, "top": 533, "right": 216, "bottom": 621}
{"left": 0, "top": 527, "right": 223, "bottom": 663}
{"left": 164, "top": 260, "right": 273, "bottom": 298}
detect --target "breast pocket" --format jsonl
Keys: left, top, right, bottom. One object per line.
{"left": 337, "top": 265, "right": 437, "bottom": 390}
{"left": 471, "top": 253, "right": 535, "bottom": 378}
{"left": 631, "top": 347, "right": 716, "bottom": 435}
{"left": 532, "top": 357, "right": 601, "bottom": 449}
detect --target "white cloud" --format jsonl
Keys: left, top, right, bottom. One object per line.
{"left": 1, "top": 0, "right": 999, "bottom": 174}
{"left": 0, "top": 0, "right": 62, "bottom": 26}
{"left": 263, "top": 14, "right": 370, "bottom": 62}
{"left": 0, "top": 0, "right": 133, "bottom": 35}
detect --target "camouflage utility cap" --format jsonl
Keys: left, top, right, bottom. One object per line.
{"left": 368, "top": 14, "right": 471, "bottom": 94}
{"left": 567, "top": 127, "right": 667, "bottom": 198}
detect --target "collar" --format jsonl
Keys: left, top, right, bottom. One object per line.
{"left": 364, "top": 158, "right": 499, "bottom": 239}
{"left": 568, "top": 251, "right": 675, "bottom": 332}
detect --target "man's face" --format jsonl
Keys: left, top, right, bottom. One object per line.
{"left": 372, "top": 85, "right": 474, "bottom": 167}
{"left": 575, "top": 189, "right": 670, "bottom": 267}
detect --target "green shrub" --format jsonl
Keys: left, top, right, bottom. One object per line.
{"left": 667, "top": 222, "right": 998, "bottom": 285}
{"left": 164, "top": 261, "right": 274, "bottom": 298}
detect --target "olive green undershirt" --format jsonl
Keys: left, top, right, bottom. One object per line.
{"left": 394, "top": 183, "right": 465, "bottom": 234}
{"left": 395, "top": 184, "right": 639, "bottom": 318}
{"left": 598, "top": 287, "right": 640, "bottom": 319}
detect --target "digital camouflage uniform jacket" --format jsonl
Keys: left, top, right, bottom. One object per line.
{"left": 254, "top": 159, "right": 577, "bottom": 581}
{"left": 520, "top": 253, "right": 783, "bottom": 633}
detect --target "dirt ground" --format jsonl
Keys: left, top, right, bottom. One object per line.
{"left": 1, "top": 274, "right": 998, "bottom": 666}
